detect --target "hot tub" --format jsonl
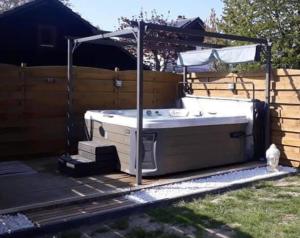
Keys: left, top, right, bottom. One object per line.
{"left": 84, "top": 97, "right": 251, "bottom": 176}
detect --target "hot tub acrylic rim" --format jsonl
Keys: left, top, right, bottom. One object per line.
{"left": 84, "top": 109, "right": 248, "bottom": 129}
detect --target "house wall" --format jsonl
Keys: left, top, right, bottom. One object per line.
{"left": 188, "top": 69, "right": 300, "bottom": 167}
{"left": 0, "top": 1, "right": 136, "bottom": 69}
{"left": 0, "top": 64, "right": 180, "bottom": 160}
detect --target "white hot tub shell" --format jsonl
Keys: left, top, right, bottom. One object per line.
{"left": 84, "top": 96, "right": 253, "bottom": 176}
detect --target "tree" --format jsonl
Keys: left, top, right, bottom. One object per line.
{"left": 118, "top": 10, "right": 190, "bottom": 71}
{"left": 205, "top": 8, "right": 222, "bottom": 44}
{"left": 0, "top": 0, "right": 71, "bottom": 13}
{"left": 204, "top": 8, "right": 230, "bottom": 72}
{"left": 219, "top": 0, "right": 300, "bottom": 69}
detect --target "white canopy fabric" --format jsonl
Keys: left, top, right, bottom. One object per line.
{"left": 177, "top": 44, "right": 261, "bottom": 66}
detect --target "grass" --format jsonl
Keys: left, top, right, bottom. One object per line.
{"left": 125, "top": 228, "right": 181, "bottom": 238}
{"left": 59, "top": 230, "right": 82, "bottom": 238}
{"left": 91, "top": 225, "right": 110, "bottom": 235}
{"left": 110, "top": 217, "right": 129, "bottom": 230}
{"left": 148, "top": 174, "right": 300, "bottom": 238}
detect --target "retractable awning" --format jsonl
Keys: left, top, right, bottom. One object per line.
{"left": 177, "top": 44, "right": 261, "bottom": 66}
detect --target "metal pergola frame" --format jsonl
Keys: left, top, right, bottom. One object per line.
{"left": 67, "top": 21, "right": 272, "bottom": 186}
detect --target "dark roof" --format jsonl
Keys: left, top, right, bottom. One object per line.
{"left": 0, "top": 0, "right": 100, "bottom": 34}
{"left": 173, "top": 17, "right": 205, "bottom": 30}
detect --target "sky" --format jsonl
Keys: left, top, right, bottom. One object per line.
{"left": 70, "top": 0, "right": 224, "bottom": 31}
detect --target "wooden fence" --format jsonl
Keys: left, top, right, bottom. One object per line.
{"left": 0, "top": 64, "right": 181, "bottom": 160}
{"left": 1, "top": 64, "right": 299, "bottom": 168}
{"left": 189, "top": 69, "right": 300, "bottom": 167}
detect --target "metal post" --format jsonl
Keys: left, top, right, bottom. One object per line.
{"left": 182, "top": 66, "right": 187, "bottom": 94}
{"left": 67, "top": 38, "right": 74, "bottom": 155}
{"left": 264, "top": 40, "right": 272, "bottom": 151}
{"left": 183, "top": 66, "right": 188, "bottom": 83}
{"left": 136, "top": 21, "right": 144, "bottom": 185}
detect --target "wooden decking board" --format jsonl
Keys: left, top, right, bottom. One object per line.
{"left": 70, "top": 181, "right": 128, "bottom": 193}
{"left": 0, "top": 172, "right": 134, "bottom": 210}
{"left": 0, "top": 161, "right": 37, "bottom": 176}
{"left": 80, "top": 175, "right": 137, "bottom": 186}
{"left": 35, "top": 201, "right": 135, "bottom": 226}
{"left": 0, "top": 158, "right": 264, "bottom": 215}
{"left": 28, "top": 198, "right": 134, "bottom": 226}
{"left": 28, "top": 198, "right": 123, "bottom": 222}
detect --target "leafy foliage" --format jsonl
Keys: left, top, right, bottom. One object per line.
{"left": 0, "top": 0, "right": 71, "bottom": 13}
{"left": 118, "top": 10, "right": 191, "bottom": 71}
{"left": 204, "top": 8, "right": 230, "bottom": 72}
{"left": 219, "top": 0, "right": 300, "bottom": 69}
{"left": 204, "top": 8, "right": 222, "bottom": 44}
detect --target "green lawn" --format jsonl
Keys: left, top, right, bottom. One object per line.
{"left": 57, "top": 173, "right": 300, "bottom": 238}
{"left": 149, "top": 174, "right": 300, "bottom": 238}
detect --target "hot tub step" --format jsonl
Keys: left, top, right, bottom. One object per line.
{"left": 78, "top": 150, "right": 118, "bottom": 164}
{"left": 58, "top": 154, "right": 118, "bottom": 177}
{"left": 78, "top": 141, "right": 104, "bottom": 154}
{"left": 78, "top": 141, "right": 116, "bottom": 155}
{"left": 78, "top": 141, "right": 119, "bottom": 163}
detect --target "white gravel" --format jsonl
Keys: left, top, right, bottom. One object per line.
{"left": 127, "top": 166, "right": 297, "bottom": 203}
{"left": 0, "top": 213, "right": 34, "bottom": 235}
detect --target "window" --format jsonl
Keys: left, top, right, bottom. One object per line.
{"left": 38, "top": 25, "right": 57, "bottom": 48}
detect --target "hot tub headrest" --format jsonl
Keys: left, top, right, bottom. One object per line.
{"left": 180, "top": 96, "right": 253, "bottom": 119}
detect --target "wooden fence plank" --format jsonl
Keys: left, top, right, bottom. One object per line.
{"left": 272, "top": 118, "right": 300, "bottom": 133}
{"left": 74, "top": 67, "right": 114, "bottom": 80}
{"left": 75, "top": 80, "right": 114, "bottom": 92}
{"left": 280, "top": 159, "right": 300, "bottom": 167}
{"left": 275, "top": 69, "right": 300, "bottom": 76}
{"left": 117, "top": 92, "right": 154, "bottom": 108}
{"left": 277, "top": 145, "right": 300, "bottom": 153}
{"left": 271, "top": 105, "right": 300, "bottom": 119}
{"left": 24, "top": 66, "right": 67, "bottom": 78}
{"left": 272, "top": 136, "right": 300, "bottom": 147}
{"left": 118, "top": 81, "right": 155, "bottom": 93}
{"left": 192, "top": 89, "right": 264, "bottom": 100}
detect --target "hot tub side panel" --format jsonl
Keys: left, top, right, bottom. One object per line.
{"left": 141, "top": 123, "right": 247, "bottom": 176}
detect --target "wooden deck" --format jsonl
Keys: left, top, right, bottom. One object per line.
{"left": 0, "top": 157, "right": 263, "bottom": 214}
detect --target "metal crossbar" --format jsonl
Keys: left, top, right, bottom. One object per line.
{"left": 144, "top": 23, "right": 267, "bottom": 44}
{"left": 74, "top": 28, "right": 138, "bottom": 44}
{"left": 144, "top": 36, "right": 224, "bottom": 49}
